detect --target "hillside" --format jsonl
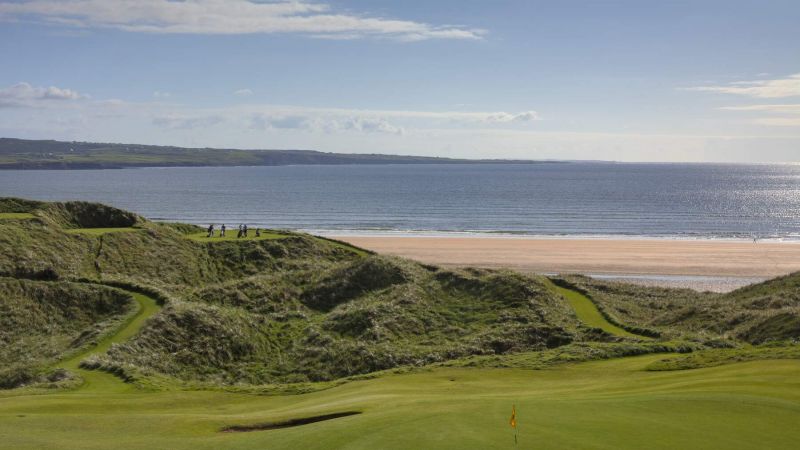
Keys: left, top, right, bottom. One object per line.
{"left": 1, "top": 197, "right": 798, "bottom": 391}
{"left": 555, "top": 275, "right": 800, "bottom": 344}
{"left": 0, "top": 138, "right": 557, "bottom": 169}
{"left": 0, "top": 198, "right": 585, "bottom": 388}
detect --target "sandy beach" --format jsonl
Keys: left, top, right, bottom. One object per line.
{"left": 333, "top": 236, "right": 800, "bottom": 292}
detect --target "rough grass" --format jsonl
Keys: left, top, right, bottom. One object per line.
{"left": 64, "top": 227, "right": 142, "bottom": 235}
{"left": 2, "top": 197, "right": 799, "bottom": 389}
{"left": 556, "top": 274, "right": 800, "bottom": 344}
{"left": 93, "top": 258, "right": 581, "bottom": 384}
{"left": 0, "top": 277, "right": 134, "bottom": 389}
{"left": 645, "top": 343, "right": 800, "bottom": 371}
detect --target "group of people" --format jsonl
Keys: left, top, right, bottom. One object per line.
{"left": 206, "top": 223, "right": 261, "bottom": 238}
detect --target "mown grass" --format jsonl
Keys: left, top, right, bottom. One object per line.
{"left": 1, "top": 355, "right": 798, "bottom": 449}
{"left": 546, "top": 281, "right": 645, "bottom": 339}
{"left": 59, "top": 291, "right": 161, "bottom": 390}
{"left": 0, "top": 212, "right": 35, "bottom": 219}
{"left": 184, "top": 230, "right": 288, "bottom": 242}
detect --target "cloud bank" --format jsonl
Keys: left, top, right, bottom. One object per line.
{"left": 686, "top": 73, "right": 800, "bottom": 98}
{"left": 0, "top": 82, "right": 84, "bottom": 107}
{"left": 0, "top": 0, "right": 486, "bottom": 41}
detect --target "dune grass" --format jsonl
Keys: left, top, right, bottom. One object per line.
{"left": 64, "top": 227, "right": 142, "bottom": 235}
{"left": 0, "top": 212, "right": 35, "bottom": 219}
{"left": 56, "top": 290, "right": 161, "bottom": 392}
{"left": 1, "top": 355, "right": 798, "bottom": 449}
{"left": 548, "top": 281, "right": 645, "bottom": 339}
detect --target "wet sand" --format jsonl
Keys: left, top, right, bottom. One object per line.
{"left": 332, "top": 236, "right": 800, "bottom": 292}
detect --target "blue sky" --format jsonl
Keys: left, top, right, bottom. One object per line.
{"left": 1, "top": 0, "right": 799, "bottom": 162}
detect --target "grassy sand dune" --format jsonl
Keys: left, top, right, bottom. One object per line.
{"left": 1, "top": 198, "right": 799, "bottom": 449}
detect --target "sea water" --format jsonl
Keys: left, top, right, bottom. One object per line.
{"left": 2, "top": 162, "right": 799, "bottom": 240}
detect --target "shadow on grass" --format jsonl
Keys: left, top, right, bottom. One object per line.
{"left": 221, "top": 411, "right": 362, "bottom": 432}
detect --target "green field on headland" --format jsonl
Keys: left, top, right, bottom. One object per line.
{"left": 1, "top": 197, "right": 798, "bottom": 449}
{"left": 0, "top": 137, "right": 559, "bottom": 170}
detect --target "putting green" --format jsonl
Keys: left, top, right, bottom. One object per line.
{"left": 184, "top": 230, "right": 288, "bottom": 242}
{"left": 547, "top": 280, "right": 644, "bottom": 339}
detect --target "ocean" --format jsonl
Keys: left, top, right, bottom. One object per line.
{"left": 2, "top": 162, "right": 799, "bottom": 240}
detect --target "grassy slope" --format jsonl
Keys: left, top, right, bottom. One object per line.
{"left": 1, "top": 355, "right": 798, "bottom": 449}
{"left": 58, "top": 291, "right": 161, "bottom": 392}
{"left": 0, "top": 278, "right": 136, "bottom": 388}
{"left": 558, "top": 274, "right": 800, "bottom": 343}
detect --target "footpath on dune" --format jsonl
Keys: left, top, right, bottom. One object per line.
{"left": 55, "top": 285, "right": 161, "bottom": 393}
{"left": 544, "top": 280, "right": 651, "bottom": 339}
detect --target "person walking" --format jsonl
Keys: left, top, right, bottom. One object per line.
{"left": 207, "top": 224, "right": 214, "bottom": 238}
{"left": 243, "top": 224, "right": 248, "bottom": 237}
{"left": 220, "top": 224, "right": 226, "bottom": 237}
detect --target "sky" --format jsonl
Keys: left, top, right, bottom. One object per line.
{"left": 0, "top": 0, "right": 799, "bottom": 162}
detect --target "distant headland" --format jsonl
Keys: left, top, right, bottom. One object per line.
{"left": 0, "top": 137, "right": 566, "bottom": 170}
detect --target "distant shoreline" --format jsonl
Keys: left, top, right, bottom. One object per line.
{"left": 0, "top": 137, "right": 566, "bottom": 170}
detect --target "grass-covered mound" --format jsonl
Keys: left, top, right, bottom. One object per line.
{"left": 91, "top": 257, "right": 582, "bottom": 384}
{"left": 0, "top": 277, "right": 134, "bottom": 389}
{"left": 0, "top": 197, "right": 361, "bottom": 292}
{"left": 1, "top": 197, "right": 798, "bottom": 390}
{"left": 557, "top": 274, "right": 800, "bottom": 344}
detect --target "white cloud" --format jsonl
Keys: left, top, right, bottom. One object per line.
{"left": 0, "top": 82, "right": 84, "bottom": 107}
{"left": 720, "top": 103, "right": 800, "bottom": 127}
{"left": 720, "top": 104, "right": 800, "bottom": 114}
{"left": 0, "top": 0, "right": 486, "bottom": 41}
{"left": 685, "top": 73, "right": 800, "bottom": 98}
{"left": 152, "top": 113, "right": 224, "bottom": 129}
{"left": 234, "top": 88, "right": 253, "bottom": 96}
{"left": 249, "top": 113, "right": 312, "bottom": 131}
{"left": 753, "top": 117, "right": 800, "bottom": 127}
{"left": 153, "top": 90, "right": 171, "bottom": 98}
{"left": 339, "top": 117, "right": 403, "bottom": 135}
{"left": 247, "top": 112, "right": 403, "bottom": 135}
{"left": 484, "top": 111, "right": 539, "bottom": 123}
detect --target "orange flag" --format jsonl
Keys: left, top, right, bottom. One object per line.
{"left": 509, "top": 405, "right": 517, "bottom": 428}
